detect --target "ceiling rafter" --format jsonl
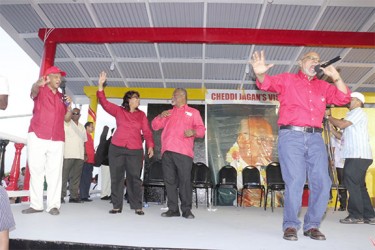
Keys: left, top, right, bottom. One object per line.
{"left": 38, "top": 27, "right": 375, "bottom": 47}
{"left": 1, "top": 0, "right": 374, "bottom": 104}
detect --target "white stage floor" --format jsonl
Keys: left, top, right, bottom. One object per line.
{"left": 9, "top": 197, "right": 375, "bottom": 250}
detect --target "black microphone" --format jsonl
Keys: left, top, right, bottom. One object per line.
{"left": 60, "top": 82, "right": 68, "bottom": 106}
{"left": 314, "top": 56, "right": 341, "bottom": 74}
{"left": 60, "top": 82, "right": 66, "bottom": 95}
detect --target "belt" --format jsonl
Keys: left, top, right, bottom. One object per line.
{"left": 280, "top": 125, "right": 323, "bottom": 133}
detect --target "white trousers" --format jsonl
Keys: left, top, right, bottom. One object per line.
{"left": 27, "top": 132, "right": 64, "bottom": 212}
{"left": 99, "top": 165, "right": 111, "bottom": 198}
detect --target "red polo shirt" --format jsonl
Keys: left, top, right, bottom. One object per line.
{"left": 97, "top": 90, "right": 154, "bottom": 150}
{"left": 28, "top": 85, "right": 67, "bottom": 141}
{"left": 151, "top": 104, "right": 206, "bottom": 159}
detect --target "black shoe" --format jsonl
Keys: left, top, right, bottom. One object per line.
{"left": 283, "top": 227, "right": 298, "bottom": 241}
{"left": 161, "top": 210, "right": 180, "bottom": 217}
{"left": 135, "top": 209, "right": 145, "bottom": 215}
{"left": 182, "top": 210, "right": 195, "bottom": 219}
{"left": 339, "top": 216, "right": 364, "bottom": 224}
{"left": 101, "top": 196, "right": 111, "bottom": 200}
{"left": 109, "top": 209, "right": 122, "bottom": 214}
{"left": 81, "top": 198, "right": 92, "bottom": 202}
{"left": 338, "top": 207, "right": 346, "bottom": 211}
{"left": 69, "top": 198, "right": 83, "bottom": 203}
{"left": 364, "top": 217, "right": 375, "bottom": 225}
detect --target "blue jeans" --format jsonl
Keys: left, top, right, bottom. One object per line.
{"left": 79, "top": 162, "right": 94, "bottom": 199}
{"left": 278, "top": 129, "right": 331, "bottom": 232}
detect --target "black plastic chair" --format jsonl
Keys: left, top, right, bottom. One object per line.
{"left": 240, "top": 166, "right": 265, "bottom": 207}
{"left": 191, "top": 162, "right": 213, "bottom": 208}
{"left": 215, "top": 165, "right": 238, "bottom": 206}
{"left": 143, "top": 160, "right": 166, "bottom": 204}
{"left": 264, "top": 162, "right": 285, "bottom": 212}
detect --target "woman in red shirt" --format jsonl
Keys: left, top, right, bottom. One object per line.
{"left": 97, "top": 71, "right": 154, "bottom": 215}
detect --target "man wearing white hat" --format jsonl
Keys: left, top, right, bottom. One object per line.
{"left": 327, "top": 92, "right": 375, "bottom": 225}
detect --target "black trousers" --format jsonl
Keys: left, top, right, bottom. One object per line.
{"left": 336, "top": 167, "right": 347, "bottom": 208}
{"left": 343, "top": 158, "right": 375, "bottom": 219}
{"left": 108, "top": 144, "right": 143, "bottom": 210}
{"left": 162, "top": 151, "right": 193, "bottom": 213}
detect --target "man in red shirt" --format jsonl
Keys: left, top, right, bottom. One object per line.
{"left": 152, "top": 88, "right": 206, "bottom": 219}
{"left": 80, "top": 121, "right": 95, "bottom": 202}
{"left": 251, "top": 51, "right": 350, "bottom": 241}
{"left": 22, "top": 66, "right": 71, "bottom": 216}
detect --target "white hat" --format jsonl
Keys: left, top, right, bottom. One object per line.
{"left": 351, "top": 92, "right": 365, "bottom": 104}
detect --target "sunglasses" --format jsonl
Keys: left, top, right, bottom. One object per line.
{"left": 72, "top": 112, "right": 80, "bottom": 115}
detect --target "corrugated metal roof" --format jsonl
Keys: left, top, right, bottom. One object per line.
{"left": 0, "top": 0, "right": 374, "bottom": 104}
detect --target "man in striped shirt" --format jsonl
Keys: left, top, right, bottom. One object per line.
{"left": 327, "top": 92, "right": 374, "bottom": 225}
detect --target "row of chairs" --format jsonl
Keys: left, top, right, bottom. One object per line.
{"left": 143, "top": 160, "right": 285, "bottom": 211}
{"left": 144, "top": 160, "right": 346, "bottom": 212}
{"left": 217, "top": 162, "right": 346, "bottom": 212}
{"left": 216, "top": 162, "right": 284, "bottom": 211}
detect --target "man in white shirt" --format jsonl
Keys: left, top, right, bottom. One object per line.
{"left": 328, "top": 92, "right": 374, "bottom": 225}
{"left": 61, "top": 108, "right": 87, "bottom": 203}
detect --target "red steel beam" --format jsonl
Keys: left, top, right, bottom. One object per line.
{"left": 38, "top": 27, "right": 375, "bottom": 48}
{"left": 39, "top": 41, "right": 57, "bottom": 77}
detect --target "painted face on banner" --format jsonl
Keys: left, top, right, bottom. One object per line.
{"left": 237, "top": 117, "right": 274, "bottom": 166}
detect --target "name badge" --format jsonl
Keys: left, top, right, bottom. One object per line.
{"left": 185, "top": 111, "right": 192, "bottom": 117}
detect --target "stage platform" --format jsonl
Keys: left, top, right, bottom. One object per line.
{"left": 9, "top": 196, "right": 375, "bottom": 250}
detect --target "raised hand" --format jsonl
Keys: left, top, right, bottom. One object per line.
{"left": 98, "top": 71, "right": 107, "bottom": 90}
{"left": 250, "top": 50, "right": 274, "bottom": 81}
{"left": 37, "top": 77, "right": 47, "bottom": 87}
{"left": 31, "top": 77, "right": 47, "bottom": 98}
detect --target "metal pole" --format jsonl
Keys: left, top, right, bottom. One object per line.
{"left": 322, "top": 114, "right": 340, "bottom": 210}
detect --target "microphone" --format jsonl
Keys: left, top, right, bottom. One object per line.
{"left": 314, "top": 56, "right": 341, "bottom": 75}
{"left": 60, "top": 82, "right": 69, "bottom": 106}
{"left": 60, "top": 82, "right": 66, "bottom": 95}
